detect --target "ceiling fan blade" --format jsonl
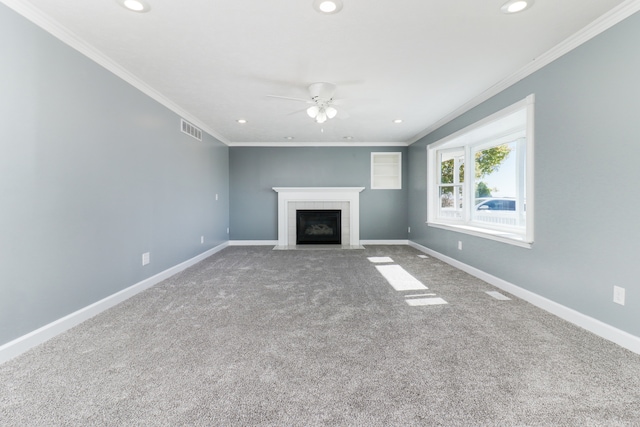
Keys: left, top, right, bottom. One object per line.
{"left": 285, "top": 108, "right": 308, "bottom": 116}
{"left": 336, "top": 109, "right": 350, "bottom": 119}
{"left": 266, "top": 95, "right": 312, "bottom": 103}
{"left": 308, "top": 82, "right": 336, "bottom": 100}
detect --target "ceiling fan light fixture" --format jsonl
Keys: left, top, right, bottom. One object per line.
{"left": 325, "top": 106, "right": 338, "bottom": 119}
{"left": 501, "top": 0, "right": 533, "bottom": 14}
{"left": 316, "top": 109, "right": 328, "bottom": 123}
{"left": 116, "top": 0, "right": 151, "bottom": 13}
{"left": 313, "top": 0, "right": 343, "bottom": 15}
{"left": 319, "top": 1, "right": 336, "bottom": 13}
{"left": 307, "top": 106, "right": 320, "bottom": 118}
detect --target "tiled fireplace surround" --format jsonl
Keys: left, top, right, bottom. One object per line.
{"left": 273, "top": 187, "right": 365, "bottom": 248}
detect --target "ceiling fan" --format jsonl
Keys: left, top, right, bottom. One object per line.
{"left": 268, "top": 82, "right": 343, "bottom": 124}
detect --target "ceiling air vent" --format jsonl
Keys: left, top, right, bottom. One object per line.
{"left": 181, "top": 118, "right": 202, "bottom": 141}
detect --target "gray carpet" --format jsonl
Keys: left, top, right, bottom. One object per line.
{"left": 2, "top": 245, "right": 640, "bottom": 426}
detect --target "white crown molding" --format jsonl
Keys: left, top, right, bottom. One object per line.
{"left": 408, "top": 0, "right": 640, "bottom": 145}
{"left": 227, "top": 141, "right": 410, "bottom": 147}
{"left": 0, "top": 0, "right": 231, "bottom": 146}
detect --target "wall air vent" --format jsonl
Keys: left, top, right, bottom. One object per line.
{"left": 181, "top": 119, "right": 202, "bottom": 141}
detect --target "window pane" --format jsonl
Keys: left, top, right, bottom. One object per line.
{"left": 439, "top": 186, "right": 462, "bottom": 219}
{"left": 440, "top": 158, "right": 454, "bottom": 184}
{"left": 472, "top": 140, "right": 523, "bottom": 229}
{"left": 440, "top": 151, "right": 464, "bottom": 184}
{"left": 440, "top": 186, "right": 455, "bottom": 208}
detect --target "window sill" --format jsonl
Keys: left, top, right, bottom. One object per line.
{"left": 427, "top": 222, "right": 533, "bottom": 249}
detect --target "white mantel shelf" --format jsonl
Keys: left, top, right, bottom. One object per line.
{"left": 273, "top": 187, "right": 365, "bottom": 194}
{"left": 273, "top": 187, "right": 365, "bottom": 249}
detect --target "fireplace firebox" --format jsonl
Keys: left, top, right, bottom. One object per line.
{"left": 296, "top": 210, "right": 341, "bottom": 245}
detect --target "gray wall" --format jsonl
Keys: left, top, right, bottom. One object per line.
{"left": 0, "top": 4, "right": 229, "bottom": 346}
{"left": 409, "top": 12, "right": 640, "bottom": 337}
{"left": 229, "top": 147, "right": 408, "bottom": 241}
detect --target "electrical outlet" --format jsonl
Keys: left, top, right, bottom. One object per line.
{"left": 227, "top": 227, "right": 230, "bottom": 234}
{"left": 142, "top": 252, "right": 150, "bottom": 266}
{"left": 200, "top": 236, "right": 204, "bottom": 244}
{"left": 408, "top": 226, "right": 411, "bottom": 233}
{"left": 458, "top": 241, "right": 462, "bottom": 250}
{"left": 215, "top": 193, "right": 219, "bottom": 201}
{"left": 613, "top": 286, "right": 625, "bottom": 305}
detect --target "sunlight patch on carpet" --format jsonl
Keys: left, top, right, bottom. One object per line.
{"left": 368, "top": 257, "right": 394, "bottom": 263}
{"left": 403, "top": 293, "right": 436, "bottom": 298}
{"left": 375, "top": 265, "right": 428, "bottom": 291}
{"left": 486, "top": 291, "right": 511, "bottom": 300}
{"left": 406, "top": 297, "right": 448, "bottom": 306}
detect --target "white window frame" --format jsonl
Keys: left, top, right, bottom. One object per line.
{"left": 427, "top": 95, "right": 535, "bottom": 248}
{"left": 371, "top": 152, "right": 402, "bottom": 189}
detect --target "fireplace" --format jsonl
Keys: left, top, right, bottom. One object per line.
{"left": 272, "top": 187, "right": 365, "bottom": 248}
{"left": 296, "top": 210, "right": 341, "bottom": 245}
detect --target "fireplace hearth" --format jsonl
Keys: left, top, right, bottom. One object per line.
{"left": 296, "top": 210, "right": 341, "bottom": 245}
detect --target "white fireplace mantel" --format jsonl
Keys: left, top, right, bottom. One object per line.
{"left": 273, "top": 187, "right": 365, "bottom": 248}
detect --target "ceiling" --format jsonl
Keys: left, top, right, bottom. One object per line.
{"left": 4, "top": 0, "right": 631, "bottom": 145}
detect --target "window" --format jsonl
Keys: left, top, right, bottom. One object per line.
{"left": 427, "top": 95, "right": 534, "bottom": 247}
{"left": 371, "top": 152, "right": 402, "bottom": 189}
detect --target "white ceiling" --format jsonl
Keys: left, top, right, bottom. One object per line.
{"left": 4, "top": 0, "right": 633, "bottom": 145}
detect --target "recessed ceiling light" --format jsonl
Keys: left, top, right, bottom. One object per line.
{"left": 393, "top": 119, "right": 403, "bottom": 124}
{"left": 237, "top": 119, "right": 247, "bottom": 124}
{"left": 313, "top": 0, "right": 343, "bottom": 14}
{"left": 284, "top": 136, "right": 294, "bottom": 140}
{"left": 116, "top": 0, "right": 151, "bottom": 13}
{"left": 343, "top": 136, "right": 353, "bottom": 140}
{"left": 501, "top": 0, "right": 533, "bottom": 14}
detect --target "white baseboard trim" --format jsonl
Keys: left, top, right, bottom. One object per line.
{"left": 229, "top": 240, "right": 410, "bottom": 246}
{"left": 361, "top": 240, "right": 410, "bottom": 245}
{"left": 0, "top": 242, "right": 229, "bottom": 364}
{"left": 228, "top": 240, "right": 279, "bottom": 246}
{"left": 408, "top": 240, "right": 640, "bottom": 355}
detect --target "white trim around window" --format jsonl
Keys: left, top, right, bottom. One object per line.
{"left": 427, "top": 95, "right": 535, "bottom": 248}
